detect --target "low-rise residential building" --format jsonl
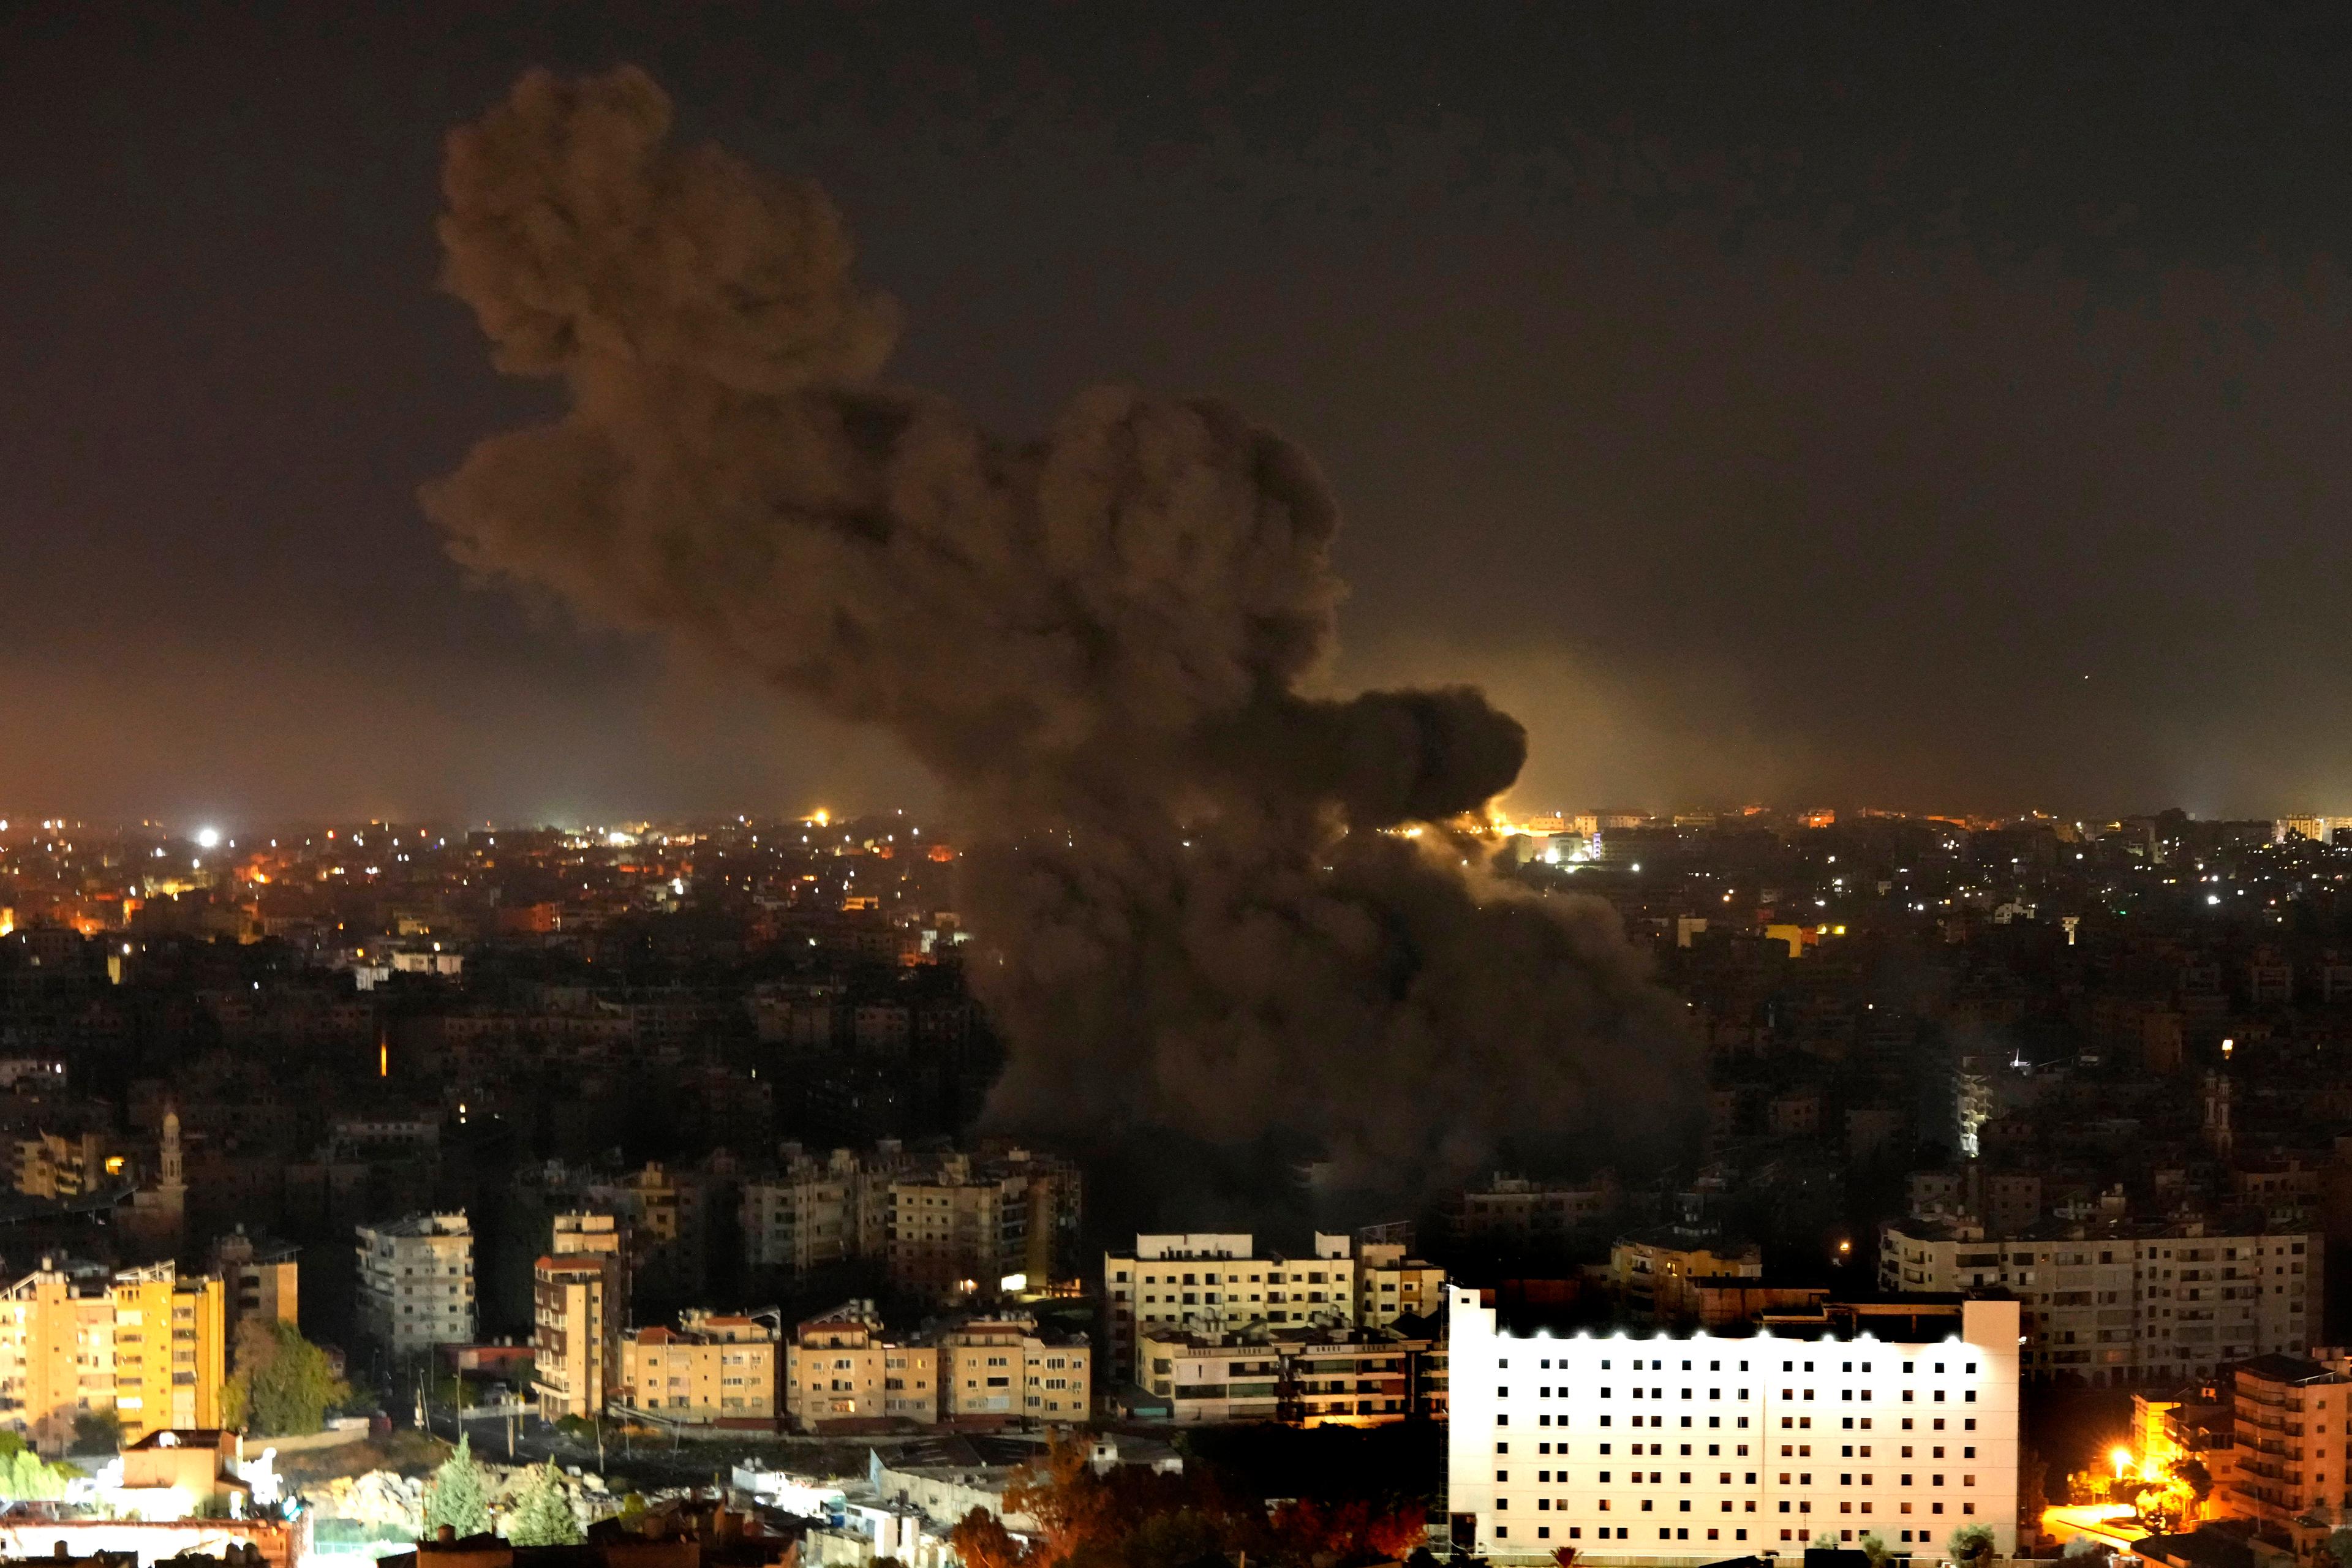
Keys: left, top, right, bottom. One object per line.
{"left": 935, "top": 1317, "right": 1090, "bottom": 1423}
{"left": 1610, "top": 1232, "right": 1765, "bottom": 1324}
{"left": 209, "top": 1229, "right": 298, "bottom": 1347}
{"left": 2132, "top": 1381, "right": 2236, "bottom": 1523}
{"left": 783, "top": 1300, "right": 924, "bottom": 1430}
{"left": 1104, "top": 1231, "right": 1398, "bottom": 1378}
{"left": 354, "top": 1212, "right": 475, "bottom": 1360}
{"left": 1447, "top": 1289, "right": 2024, "bottom": 1560}
{"left": 1881, "top": 1219, "right": 2320, "bottom": 1384}
{"left": 16, "top": 1130, "right": 115, "bottom": 1200}
{"left": 1136, "top": 1321, "right": 1444, "bottom": 1427}
{"left": 780, "top": 1301, "right": 1090, "bottom": 1430}
{"left": 617, "top": 1310, "right": 778, "bottom": 1427}
{"left": 1356, "top": 1241, "right": 1447, "bottom": 1330}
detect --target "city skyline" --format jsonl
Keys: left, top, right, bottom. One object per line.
{"left": 11, "top": 10, "right": 2352, "bottom": 1564}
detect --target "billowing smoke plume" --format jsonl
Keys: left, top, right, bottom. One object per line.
{"left": 427, "top": 67, "right": 1700, "bottom": 1180}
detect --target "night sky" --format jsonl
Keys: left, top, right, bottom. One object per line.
{"left": 9, "top": 4, "right": 2352, "bottom": 825}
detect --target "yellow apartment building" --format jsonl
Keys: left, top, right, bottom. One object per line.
{"left": 0, "top": 1261, "right": 225, "bottom": 1452}
{"left": 617, "top": 1310, "right": 777, "bottom": 1426}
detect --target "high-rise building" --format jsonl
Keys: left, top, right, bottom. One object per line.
{"left": 532, "top": 1253, "right": 620, "bottom": 1422}
{"left": 354, "top": 1212, "right": 475, "bottom": 1360}
{"left": 0, "top": 1259, "right": 227, "bottom": 1453}
{"left": 1446, "top": 1290, "right": 2023, "bottom": 1560}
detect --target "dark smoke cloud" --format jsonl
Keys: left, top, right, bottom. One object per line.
{"left": 426, "top": 67, "right": 1699, "bottom": 1180}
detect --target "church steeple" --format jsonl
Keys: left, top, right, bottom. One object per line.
{"left": 160, "top": 1102, "right": 185, "bottom": 1194}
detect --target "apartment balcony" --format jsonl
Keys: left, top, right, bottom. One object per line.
{"left": 2236, "top": 1459, "right": 2304, "bottom": 1486}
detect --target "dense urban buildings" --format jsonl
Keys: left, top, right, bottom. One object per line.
{"left": 24, "top": 11, "right": 2352, "bottom": 1568}
{"left": 10, "top": 799, "right": 2352, "bottom": 1564}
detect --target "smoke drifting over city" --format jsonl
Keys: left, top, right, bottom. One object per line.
{"left": 426, "top": 67, "right": 1698, "bottom": 1178}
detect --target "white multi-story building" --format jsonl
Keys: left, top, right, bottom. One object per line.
{"left": 1447, "top": 1288, "right": 2021, "bottom": 1562}
{"left": 355, "top": 1211, "right": 475, "bottom": 1360}
{"left": 1881, "top": 1220, "right": 2318, "bottom": 1385}
{"left": 1102, "top": 1231, "right": 1445, "bottom": 1378}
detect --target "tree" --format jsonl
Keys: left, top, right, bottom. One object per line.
{"left": 507, "top": 1461, "right": 582, "bottom": 1547}
{"left": 1814, "top": 1532, "right": 1842, "bottom": 1550}
{"left": 425, "top": 1433, "right": 494, "bottom": 1540}
{"left": 1271, "top": 1497, "right": 1428, "bottom": 1561}
{"left": 1002, "top": 1438, "right": 1111, "bottom": 1564}
{"left": 1860, "top": 1534, "right": 1892, "bottom": 1567}
{"left": 948, "top": 1507, "right": 1028, "bottom": 1568}
{"left": 72, "top": 1408, "right": 122, "bottom": 1453}
{"left": 995, "top": 1434, "right": 1268, "bottom": 1567}
{"left": 2327, "top": 1529, "right": 2352, "bottom": 1568}
{"left": 0, "top": 1436, "right": 73, "bottom": 1502}
{"left": 224, "top": 1319, "right": 350, "bottom": 1437}
{"left": 1948, "top": 1523, "right": 1997, "bottom": 1564}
